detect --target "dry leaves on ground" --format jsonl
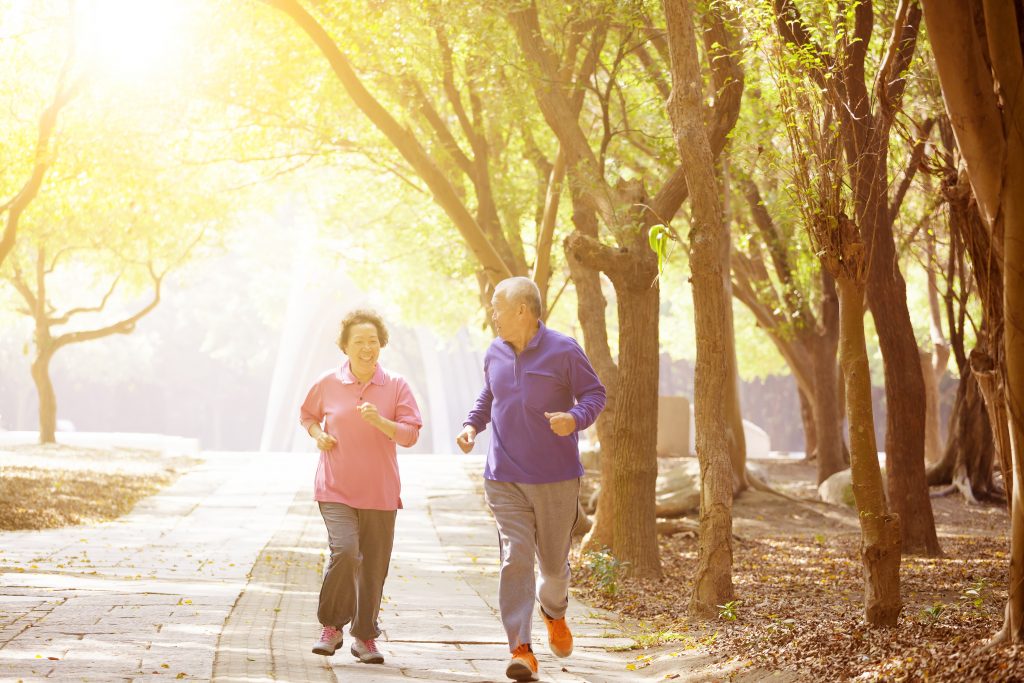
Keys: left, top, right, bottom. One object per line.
{"left": 0, "top": 445, "right": 190, "bottom": 530}
{"left": 574, "top": 504, "right": 1017, "bottom": 681}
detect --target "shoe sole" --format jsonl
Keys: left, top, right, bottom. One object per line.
{"left": 505, "top": 661, "right": 539, "bottom": 682}
{"left": 312, "top": 644, "right": 339, "bottom": 656}
{"left": 351, "top": 648, "right": 384, "bottom": 664}
{"left": 550, "top": 643, "right": 573, "bottom": 658}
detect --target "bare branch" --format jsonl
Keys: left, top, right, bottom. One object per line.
{"left": 49, "top": 272, "right": 124, "bottom": 326}
{"left": 53, "top": 267, "right": 163, "bottom": 352}
{"left": 889, "top": 117, "right": 935, "bottom": 222}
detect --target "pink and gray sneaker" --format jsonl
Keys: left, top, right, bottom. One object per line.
{"left": 350, "top": 636, "right": 384, "bottom": 664}
{"left": 312, "top": 625, "right": 343, "bottom": 656}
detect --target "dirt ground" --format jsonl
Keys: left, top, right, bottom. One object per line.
{"left": 0, "top": 444, "right": 196, "bottom": 531}
{"left": 573, "top": 456, "right": 1017, "bottom": 682}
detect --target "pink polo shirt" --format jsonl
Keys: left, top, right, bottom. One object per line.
{"left": 299, "top": 361, "right": 422, "bottom": 510}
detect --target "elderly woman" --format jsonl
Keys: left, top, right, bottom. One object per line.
{"left": 299, "top": 309, "right": 422, "bottom": 664}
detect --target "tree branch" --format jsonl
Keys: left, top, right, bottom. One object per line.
{"left": 889, "top": 117, "right": 934, "bottom": 222}
{"left": 874, "top": 0, "right": 922, "bottom": 120}
{"left": 262, "top": 0, "right": 513, "bottom": 284}
{"left": 564, "top": 231, "right": 636, "bottom": 281}
{"left": 49, "top": 272, "right": 124, "bottom": 326}
{"left": 53, "top": 266, "right": 163, "bottom": 352}
{"left": 411, "top": 82, "right": 474, "bottom": 177}
{"left": 0, "top": 58, "right": 84, "bottom": 268}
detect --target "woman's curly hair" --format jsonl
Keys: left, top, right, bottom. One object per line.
{"left": 337, "top": 309, "right": 389, "bottom": 350}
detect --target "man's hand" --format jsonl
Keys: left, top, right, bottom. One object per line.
{"left": 456, "top": 425, "right": 477, "bottom": 453}
{"left": 357, "top": 402, "right": 382, "bottom": 426}
{"left": 544, "top": 412, "right": 576, "bottom": 436}
{"left": 315, "top": 431, "right": 338, "bottom": 451}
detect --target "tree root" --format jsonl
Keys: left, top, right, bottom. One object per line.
{"left": 983, "top": 605, "right": 1010, "bottom": 651}
{"left": 657, "top": 516, "right": 744, "bottom": 542}
{"left": 745, "top": 469, "right": 832, "bottom": 506}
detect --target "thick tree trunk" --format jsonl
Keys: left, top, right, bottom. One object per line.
{"left": 921, "top": 0, "right": 1024, "bottom": 643}
{"left": 31, "top": 347, "right": 57, "bottom": 444}
{"left": 664, "top": 0, "right": 735, "bottom": 617}
{"left": 927, "top": 366, "right": 997, "bottom": 503}
{"left": 610, "top": 282, "right": 662, "bottom": 578}
{"left": 1003, "top": 154, "right": 1024, "bottom": 643}
{"left": 837, "top": 274, "right": 902, "bottom": 627}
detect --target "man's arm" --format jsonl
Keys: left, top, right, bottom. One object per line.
{"left": 458, "top": 382, "right": 493, "bottom": 452}
{"left": 566, "top": 343, "right": 607, "bottom": 432}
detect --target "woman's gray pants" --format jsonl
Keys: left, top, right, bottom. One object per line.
{"left": 317, "top": 502, "right": 396, "bottom": 640}
{"left": 483, "top": 478, "right": 580, "bottom": 651}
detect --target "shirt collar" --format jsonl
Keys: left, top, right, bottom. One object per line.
{"left": 503, "top": 320, "right": 546, "bottom": 353}
{"left": 338, "top": 360, "right": 385, "bottom": 385}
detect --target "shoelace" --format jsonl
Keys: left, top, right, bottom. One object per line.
{"left": 363, "top": 638, "right": 380, "bottom": 653}
{"left": 320, "top": 626, "right": 340, "bottom": 641}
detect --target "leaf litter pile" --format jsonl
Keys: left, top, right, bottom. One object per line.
{"left": 573, "top": 458, "right": 1018, "bottom": 682}
{"left": 0, "top": 444, "right": 193, "bottom": 530}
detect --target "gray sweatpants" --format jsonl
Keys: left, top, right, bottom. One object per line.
{"left": 484, "top": 478, "right": 580, "bottom": 651}
{"left": 317, "top": 502, "right": 396, "bottom": 640}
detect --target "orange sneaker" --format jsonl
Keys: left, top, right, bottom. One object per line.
{"left": 539, "top": 607, "right": 573, "bottom": 657}
{"left": 505, "top": 643, "right": 539, "bottom": 682}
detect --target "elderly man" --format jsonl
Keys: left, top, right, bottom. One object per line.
{"left": 457, "top": 276, "right": 606, "bottom": 682}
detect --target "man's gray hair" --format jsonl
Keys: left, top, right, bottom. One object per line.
{"left": 496, "top": 276, "right": 543, "bottom": 318}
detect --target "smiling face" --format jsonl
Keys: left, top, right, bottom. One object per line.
{"left": 343, "top": 322, "right": 381, "bottom": 376}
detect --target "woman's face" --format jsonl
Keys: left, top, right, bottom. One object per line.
{"left": 343, "top": 322, "right": 381, "bottom": 370}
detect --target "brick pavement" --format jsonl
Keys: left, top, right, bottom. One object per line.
{"left": 0, "top": 450, "right": 753, "bottom": 683}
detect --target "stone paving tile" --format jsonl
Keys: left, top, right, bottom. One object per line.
{"left": 0, "top": 452, "right": 312, "bottom": 683}
{"left": 2, "top": 450, "right": 718, "bottom": 683}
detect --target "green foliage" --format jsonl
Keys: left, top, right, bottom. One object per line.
{"left": 584, "top": 546, "right": 628, "bottom": 596}
{"left": 648, "top": 224, "right": 670, "bottom": 275}
{"left": 960, "top": 578, "right": 989, "bottom": 609}
{"left": 921, "top": 602, "right": 945, "bottom": 621}
{"left": 717, "top": 599, "right": 740, "bottom": 621}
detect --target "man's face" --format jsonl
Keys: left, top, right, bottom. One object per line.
{"left": 491, "top": 290, "right": 524, "bottom": 341}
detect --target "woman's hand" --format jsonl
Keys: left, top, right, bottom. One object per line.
{"left": 315, "top": 431, "right": 338, "bottom": 451}
{"left": 357, "top": 402, "right": 382, "bottom": 426}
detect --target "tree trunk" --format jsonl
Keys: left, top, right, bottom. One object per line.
{"left": 798, "top": 386, "right": 817, "bottom": 459}
{"left": 837, "top": 273, "right": 902, "bottom": 626}
{"left": 812, "top": 269, "right": 845, "bottom": 484}
{"left": 566, "top": 192, "right": 619, "bottom": 556}
{"left": 664, "top": 0, "right": 735, "bottom": 617}
{"left": 726, "top": 328, "right": 749, "bottom": 493}
{"left": 972, "top": 348, "right": 1014, "bottom": 503}
{"left": 927, "top": 366, "right": 997, "bottom": 503}
{"left": 31, "top": 347, "right": 57, "bottom": 444}
{"left": 858, "top": 145, "right": 941, "bottom": 556}
{"left": 1003, "top": 124, "right": 1024, "bottom": 642}
{"left": 920, "top": 349, "right": 945, "bottom": 465}
{"left": 610, "top": 282, "right": 661, "bottom": 578}
{"left": 920, "top": 0, "right": 1024, "bottom": 642}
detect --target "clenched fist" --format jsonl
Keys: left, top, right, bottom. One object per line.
{"left": 544, "top": 412, "right": 576, "bottom": 436}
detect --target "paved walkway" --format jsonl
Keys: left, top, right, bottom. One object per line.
{"left": 0, "top": 452, "right": 732, "bottom": 682}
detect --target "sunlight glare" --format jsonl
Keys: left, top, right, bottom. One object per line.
{"left": 77, "top": 0, "right": 186, "bottom": 79}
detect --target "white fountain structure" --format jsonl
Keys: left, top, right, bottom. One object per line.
{"left": 258, "top": 208, "right": 488, "bottom": 455}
